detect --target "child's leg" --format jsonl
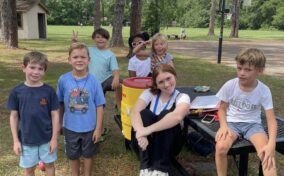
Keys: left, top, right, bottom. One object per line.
{"left": 70, "top": 159, "right": 80, "bottom": 176}
{"left": 249, "top": 133, "right": 277, "bottom": 176}
{"left": 24, "top": 166, "right": 36, "bottom": 176}
{"left": 115, "top": 85, "right": 122, "bottom": 110}
{"left": 45, "top": 162, "right": 55, "bottom": 176}
{"left": 215, "top": 133, "right": 238, "bottom": 176}
{"left": 83, "top": 157, "right": 93, "bottom": 176}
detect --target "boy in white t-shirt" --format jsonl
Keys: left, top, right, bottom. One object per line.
{"left": 215, "top": 48, "right": 277, "bottom": 176}
{"left": 128, "top": 32, "right": 151, "bottom": 77}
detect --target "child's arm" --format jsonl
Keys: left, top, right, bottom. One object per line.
{"left": 111, "top": 70, "right": 120, "bottom": 90}
{"left": 215, "top": 101, "right": 233, "bottom": 142}
{"left": 59, "top": 102, "right": 64, "bottom": 134}
{"left": 9, "top": 110, "right": 21, "bottom": 156}
{"left": 258, "top": 109, "right": 277, "bottom": 170}
{"left": 49, "top": 109, "right": 60, "bottom": 153}
{"left": 132, "top": 40, "right": 151, "bottom": 57}
{"left": 93, "top": 106, "right": 104, "bottom": 143}
{"left": 128, "top": 70, "right": 136, "bottom": 77}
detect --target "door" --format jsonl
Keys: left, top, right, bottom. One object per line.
{"left": 38, "top": 13, "right": 46, "bottom": 39}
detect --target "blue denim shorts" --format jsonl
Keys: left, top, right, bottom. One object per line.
{"left": 228, "top": 122, "right": 266, "bottom": 140}
{"left": 20, "top": 142, "right": 57, "bottom": 168}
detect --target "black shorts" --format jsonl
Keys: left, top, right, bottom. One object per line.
{"left": 101, "top": 76, "right": 122, "bottom": 94}
{"left": 64, "top": 128, "right": 99, "bottom": 160}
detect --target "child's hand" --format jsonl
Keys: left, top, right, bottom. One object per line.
{"left": 49, "top": 138, "right": 58, "bottom": 153}
{"left": 111, "top": 77, "right": 120, "bottom": 90}
{"left": 135, "top": 127, "right": 152, "bottom": 138}
{"left": 258, "top": 144, "right": 276, "bottom": 170}
{"left": 215, "top": 127, "right": 232, "bottom": 142}
{"left": 92, "top": 129, "right": 102, "bottom": 143}
{"left": 137, "top": 136, "right": 149, "bottom": 151}
{"left": 13, "top": 141, "right": 22, "bottom": 156}
{"left": 143, "top": 40, "right": 151, "bottom": 45}
{"left": 71, "top": 30, "right": 79, "bottom": 43}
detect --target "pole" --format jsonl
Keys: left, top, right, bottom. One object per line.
{"left": 217, "top": 0, "right": 225, "bottom": 64}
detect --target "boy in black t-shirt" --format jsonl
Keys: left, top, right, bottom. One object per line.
{"left": 7, "top": 51, "right": 60, "bottom": 176}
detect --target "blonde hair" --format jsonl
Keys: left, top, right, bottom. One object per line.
{"left": 68, "top": 42, "right": 90, "bottom": 59}
{"left": 151, "top": 33, "right": 168, "bottom": 54}
{"left": 150, "top": 64, "right": 177, "bottom": 95}
{"left": 23, "top": 51, "right": 48, "bottom": 71}
{"left": 235, "top": 48, "right": 266, "bottom": 68}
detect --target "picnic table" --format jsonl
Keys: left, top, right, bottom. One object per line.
{"left": 177, "top": 86, "right": 284, "bottom": 176}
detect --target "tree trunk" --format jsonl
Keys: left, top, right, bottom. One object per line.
{"left": 208, "top": 0, "right": 216, "bottom": 36}
{"left": 0, "top": 0, "right": 18, "bottom": 48}
{"left": 110, "top": 0, "right": 125, "bottom": 47}
{"left": 93, "top": 0, "right": 101, "bottom": 30}
{"left": 127, "top": 0, "right": 142, "bottom": 58}
{"left": 230, "top": 0, "right": 240, "bottom": 38}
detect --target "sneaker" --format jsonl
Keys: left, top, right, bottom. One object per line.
{"left": 139, "top": 169, "right": 153, "bottom": 176}
{"left": 151, "top": 170, "right": 169, "bottom": 176}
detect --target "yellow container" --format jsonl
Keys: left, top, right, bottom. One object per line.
{"left": 121, "top": 77, "right": 152, "bottom": 140}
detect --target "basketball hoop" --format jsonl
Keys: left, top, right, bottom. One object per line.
{"left": 226, "top": 13, "right": 232, "bottom": 20}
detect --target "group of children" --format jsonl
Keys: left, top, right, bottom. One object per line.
{"left": 7, "top": 27, "right": 278, "bottom": 176}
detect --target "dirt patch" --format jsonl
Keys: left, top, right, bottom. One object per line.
{"left": 169, "top": 40, "right": 284, "bottom": 79}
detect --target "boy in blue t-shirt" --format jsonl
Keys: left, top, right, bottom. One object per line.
{"left": 7, "top": 51, "right": 60, "bottom": 176}
{"left": 57, "top": 42, "right": 105, "bottom": 175}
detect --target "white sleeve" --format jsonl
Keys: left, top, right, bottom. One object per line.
{"left": 138, "top": 89, "right": 153, "bottom": 105}
{"left": 128, "top": 57, "right": 136, "bottom": 71}
{"left": 261, "top": 86, "right": 273, "bottom": 110}
{"left": 216, "top": 80, "right": 232, "bottom": 103}
{"left": 176, "top": 93, "right": 190, "bottom": 105}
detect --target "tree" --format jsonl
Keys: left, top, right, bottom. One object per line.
{"left": 110, "top": 0, "right": 125, "bottom": 47}
{"left": 129, "top": 0, "right": 142, "bottom": 37}
{"left": 208, "top": 0, "right": 216, "bottom": 36}
{"left": 0, "top": 0, "right": 18, "bottom": 48}
{"left": 142, "top": 0, "right": 161, "bottom": 36}
{"left": 93, "top": 0, "right": 101, "bottom": 30}
{"left": 230, "top": 0, "right": 240, "bottom": 38}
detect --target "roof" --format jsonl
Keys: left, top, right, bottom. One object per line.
{"left": 16, "top": 0, "right": 49, "bottom": 13}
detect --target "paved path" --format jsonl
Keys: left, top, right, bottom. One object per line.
{"left": 169, "top": 40, "right": 284, "bottom": 79}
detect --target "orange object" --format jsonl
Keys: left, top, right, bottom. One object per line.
{"left": 38, "top": 161, "right": 46, "bottom": 171}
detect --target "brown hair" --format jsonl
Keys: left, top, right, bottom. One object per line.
{"left": 151, "top": 33, "right": 168, "bottom": 54}
{"left": 23, "top": 51, "right": 48, "bottom": 71}
{"left": 235, "top": 48, "right": 266, "bottom": 68}
{"left": 150, "top": 64, "right": 177, "bottom": 94}
{"left": 68, "top": 42, "right": 90, "bottom": 59}
{"left": 91, "top": 28, "right": 110, "bottom": 40}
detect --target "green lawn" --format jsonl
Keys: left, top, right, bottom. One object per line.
{"left": 0, "top": 25, "right": 284, "bottom": 175}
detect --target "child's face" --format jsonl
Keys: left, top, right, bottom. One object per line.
{"left": 68, "top": 48, "right": 90, "bottom": 73}
{"left": 156, "top": 71, "right": 176, "bottom": 95}
{"left": 93, "top": 34, "right": 108, "bottom": 49}
{"left": 153, "top": 39, "right": 167, "bottom": 56}
{"left": 237, "top": 62, "right": 263, "bottom": 87}
{"left": 132, "top": 37, "right": 144, "bottom": 48}
{"left": 22, "top": 62, "right": 45, "bottom": 84}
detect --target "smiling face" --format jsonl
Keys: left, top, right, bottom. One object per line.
{"left": 22, "top": 62, "right": 45, "bottom": 85}
{"left": 237, "top": 62, "right": 263, "bottom": 88}
{"left": 68, "top": 48, "right": 90, "bottom": 75}
{"left": 93, "top": 34, "right": 108, "bottom": 50}
{"left": 153, "top": 38, "right": 167, "bottom": 56}
{"left": 156, "top": 71, "right": 176, "bottom": 95}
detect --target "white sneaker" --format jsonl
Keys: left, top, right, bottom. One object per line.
{"left": 151, "top": 170, "right": 169, "bottom": 176}
{"left": 139, "top": 169, "right": 153, "bottom": 176}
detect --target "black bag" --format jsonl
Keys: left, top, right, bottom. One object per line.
{"left": 186, "top": 131, "right": 214, "bottom": 157}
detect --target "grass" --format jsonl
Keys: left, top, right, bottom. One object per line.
{"left": 0, "top": 25, "right": 284, "bottom": 175}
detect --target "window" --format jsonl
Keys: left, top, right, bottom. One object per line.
{"left": 17, "top": 12, "right": 23, "bottom": 28}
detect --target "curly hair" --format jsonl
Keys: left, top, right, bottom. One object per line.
{"left": 150, "top": 64, "right": 177, "bottom": 95}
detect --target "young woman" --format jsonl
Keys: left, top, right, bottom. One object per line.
{"left": 130, "top": 64, "right": 190, "bottom": 176}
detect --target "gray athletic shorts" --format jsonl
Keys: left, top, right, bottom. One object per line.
{"left": 228, "top": 122, "right": 266, "bottom": 140}
{"left": 64, "top": 128, "right": 99, "bottom": 160}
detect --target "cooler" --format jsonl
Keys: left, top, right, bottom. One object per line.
{"left": 121, "top": 77, "right": 152, "bottom": 140}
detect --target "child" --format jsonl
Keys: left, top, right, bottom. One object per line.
{"left": 133, "top": 33, "right": 174, "bottom": 72}
{"left": 88, "top": 28, "right": 122, "bottom": 110}
{"left": 215, "top": 48, "right": 277, "bottom": 176}
{"left": 7, "top": 51, "right": 60, "bottom": 176}
{"left": 57, "top": 42, "right": 105, "bottom": 176}
{"left": 128, "top": 32, "right": 151, "bottom": 77}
